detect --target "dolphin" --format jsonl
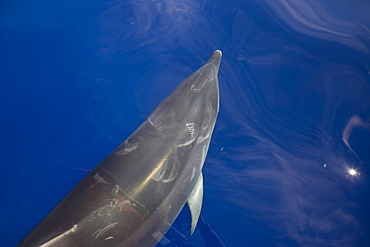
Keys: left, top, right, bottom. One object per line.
{"left": 17, "top": 50, "right": 222, "bottom": 247}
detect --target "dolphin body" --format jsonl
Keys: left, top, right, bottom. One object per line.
{"left": 18, "top": 50, "right": 222, "bottom": 247}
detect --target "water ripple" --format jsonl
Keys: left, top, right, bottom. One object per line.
{"left": 258, "top": 0, "right": 370, "bottom": 53}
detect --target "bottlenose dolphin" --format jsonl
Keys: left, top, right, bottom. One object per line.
{"left": 17, "top": 50, "right": 222, "bottom": 247}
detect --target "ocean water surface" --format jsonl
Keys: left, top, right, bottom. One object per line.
{"left": 1, "top": 0, "right": 369, "bottom": 246}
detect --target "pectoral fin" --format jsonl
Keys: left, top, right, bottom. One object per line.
{"left": 187, "top": 172, "right": 204, "bottom": 235}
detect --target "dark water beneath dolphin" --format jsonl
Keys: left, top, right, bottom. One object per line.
{"left": 1, "top": 0, "right": 369, "bottom": 246}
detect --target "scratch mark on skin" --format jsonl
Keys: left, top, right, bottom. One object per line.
{"left": 148, "top": 105, "right": 174, "bottom": 132}
{"left": 92, "top": 222, "right": 118, "bottom": 239}
{"left": 178, "top": 122, "right": 197, "bottom": 147}
{"left": 186, "top": 122, "right": 196, "bottom": 138}
{"left": 117, "top": 141, "right": 139, "bottom": 156}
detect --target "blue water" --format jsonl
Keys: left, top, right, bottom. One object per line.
{"left": 1, "top": 0, "right": 370, "bottom": 246}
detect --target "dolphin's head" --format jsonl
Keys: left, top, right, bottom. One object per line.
{"left": 190, "top": 50, "right": 222, "bottom": 94}
{"left": 147, "top": 50, "right": 222, "bottom": 147}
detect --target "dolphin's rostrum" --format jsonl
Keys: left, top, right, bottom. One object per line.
{"left": 18, "top": 50, "right": 222, "bottom": 247}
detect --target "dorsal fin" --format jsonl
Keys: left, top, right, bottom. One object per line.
{"left": 187, "top": 172, "right": 204, "bottom": 235}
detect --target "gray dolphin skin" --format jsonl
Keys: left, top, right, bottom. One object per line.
{"left": 17, "top": 50, "right": 222, "bottom": 247}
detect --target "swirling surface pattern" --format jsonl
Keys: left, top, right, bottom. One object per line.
{"left": 1, "top": 0, "right": 369, "bottom": 246}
